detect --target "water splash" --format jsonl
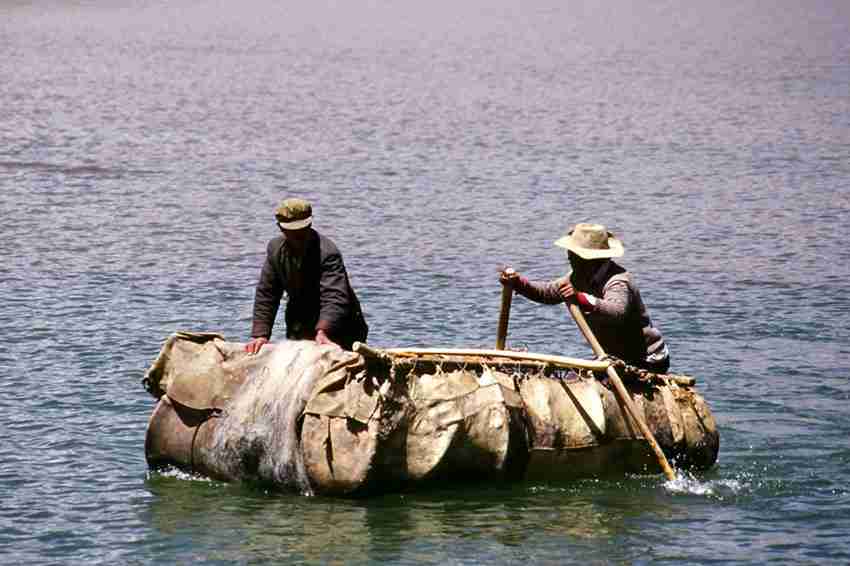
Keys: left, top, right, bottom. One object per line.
{"left": 146, "top": 466, "right": 217, "bottom": 484}
{"left": 665, "top": 471, "right": 747, "bottom": 499}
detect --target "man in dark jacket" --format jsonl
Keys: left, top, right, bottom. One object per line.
{"left": 245, "top": 198, "right": 368, "bottom": 353}
{"left": 500, "top": 223, "right": 669, "bottom": 373}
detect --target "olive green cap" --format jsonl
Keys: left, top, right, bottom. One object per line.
{"left": 274, "top": 198, "right": 313, "bottom": 230}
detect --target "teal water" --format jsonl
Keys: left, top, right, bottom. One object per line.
{"left": 1, "top": 1, "right": 849, "bottom": 564}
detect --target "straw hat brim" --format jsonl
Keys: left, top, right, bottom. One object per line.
{"left": 554, "top": 233, "right": 624, "bottom": 259}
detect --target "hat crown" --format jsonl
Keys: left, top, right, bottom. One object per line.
{"left": 554, "top": 222, "right": 624, "bottom": 259}
{"left": 275, "top": 198, "right": 312, "bottom": 222}
{"left": 571, "top": 223, "right": 610, "bottom": 250}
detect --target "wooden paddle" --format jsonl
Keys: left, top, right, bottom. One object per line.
{"left": 496, "top": 268, "right": 516, "bottom": 350}
{"left": 566, "top": 302, "right": 677, "bottom": 481}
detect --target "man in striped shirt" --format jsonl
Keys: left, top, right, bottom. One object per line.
{"left": 500, "top": 223, "right": 669, "bottom": 373}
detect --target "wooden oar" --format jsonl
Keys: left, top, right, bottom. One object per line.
{"left": 496, "top": 268, "right": 516, "bottom": 349}
{"left": 566, "top": 302, "right": 677, "bottom": 481}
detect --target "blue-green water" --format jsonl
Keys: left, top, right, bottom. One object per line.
{"left": 1, "top": 1, "right": 849, "bottom": 564}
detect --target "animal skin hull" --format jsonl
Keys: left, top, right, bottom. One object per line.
{"left": 143, "top": 333, "right": 719, "bottom": 495}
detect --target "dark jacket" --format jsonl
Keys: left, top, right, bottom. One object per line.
{"left": 250, "top": 229, "right": 368, "bottom": 350}
{"left": 516, "top": 260, "right": 668, "bottom": 371}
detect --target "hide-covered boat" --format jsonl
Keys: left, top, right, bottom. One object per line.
{"left": 142, "top": 332, "right": 719, "bottom": 495}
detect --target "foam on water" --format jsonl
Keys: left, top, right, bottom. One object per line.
{"left": 147, "top": 467, "right": 217, "bottom": 485}
{"left": 665, "top": 472, "right": 747, "bottom": 499}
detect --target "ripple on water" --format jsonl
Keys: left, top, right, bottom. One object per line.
{"left": 2, "top": 1, "right": 850, "bottom": 564}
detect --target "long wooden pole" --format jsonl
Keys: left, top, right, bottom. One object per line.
{"left": 566, "top": 303, "right": 677, "bottom": 481}
{"left": 354, "top": 343, "right": 611, "bottom": 372}
{"left": 496, "top": 277, "right": 514, "bottom": 350}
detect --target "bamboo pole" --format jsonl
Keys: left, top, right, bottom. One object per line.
{"left": 566, "top": 303, "right": 677, "bottom": 481}
{"left": 353, "top": 343, "right": 610, "bottom": 372}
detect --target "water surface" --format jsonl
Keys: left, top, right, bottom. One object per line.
{"left": 1, "top": 1, "right": 849, "bottom": 564}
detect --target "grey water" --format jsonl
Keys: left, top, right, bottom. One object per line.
{"left": 1, "top": 0, "right": 849, "bottom": 564}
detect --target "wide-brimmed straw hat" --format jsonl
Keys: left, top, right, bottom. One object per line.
{"left": 554, "top": 223, "right": 624, "bottom": 260}
{"left": 275, "top": 198, "right": 313, "bottom": 230}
